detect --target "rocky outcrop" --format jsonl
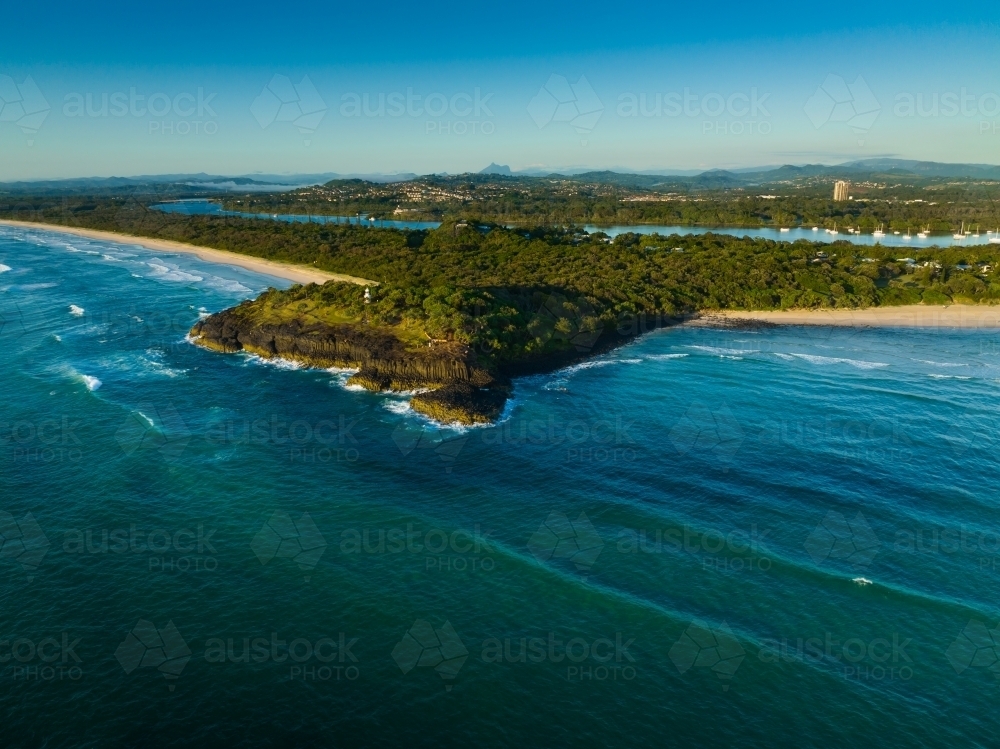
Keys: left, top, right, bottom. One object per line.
{"left": 192, "top": 305, "right": 683, "bottom": 425}
{"left": 190, "top": 310, "right": 506, "bottom": 424}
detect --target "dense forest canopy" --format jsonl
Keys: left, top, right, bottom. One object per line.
{"left": 5, "top": 196, "right": 1000, "bottom": 362}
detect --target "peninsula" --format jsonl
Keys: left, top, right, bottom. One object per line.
{"left": 6, "top": 194, "right": 1000, "bottom": 424}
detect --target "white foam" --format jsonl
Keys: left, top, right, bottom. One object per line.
{"left": 0, "top": 263, "right": 11, "bottom": 273}
{"left": 244, "top": 354, "right": 302, "bottom": 370}
{"left": 852, "top": 577, "right": 873, "bottom": 586}
{"left": 915, "top": 359, "right": 968, "bottom": 368}
{"left": 561, "top": 357, "right": 642, "bottom": 375}
{"left": 69, "top": 304, "right": 85, "bottom": 317}
{"left": 144, "top": 260, "right": 204, "bottom": 284}
{"left": 205, "top": 277, "right": 252, "bottom": 294}
{"left": 781, "top": 353, "right": 888, "bottom": 369}
{"left": 687, "top": 345, "right": 756, "bottom": 356}
{"left": 562, "top": 360, "right": 618, "bottom": 373}
{"left": 647, "top": 353, "right": 689, "bottom": 360}
{"left": 382, "top": 400, "right": 413, "bottom": 415}
{"left": 81, "top": 375, "right": 102, "bottom": 391}
{"left": 928, "top": 374, "right": 972, "bottom": 380}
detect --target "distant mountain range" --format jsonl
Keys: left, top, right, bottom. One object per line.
{"left": 510, "top": 159, "right": 1000, "bottom": 185}
{"left": 0, "top": 171, "right": 419, "bottom": 193}
{"left": 3, "top": 159, "right": 998, "bottom": 194}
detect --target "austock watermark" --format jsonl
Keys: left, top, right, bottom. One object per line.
{"left": 759, "top": 631, "right": 914, "bottom": 682}
{"left": 393, "top": 619, "right": 468, "bottom": 691}
{"left": 62, "top": 523, "right": 218, "bottom": 573}
{"left": 805, "top": 74, "right": 880, "bottom": 144}
{"left": 339, "top": 523, "right": 496, "bottom": 573}
{"left": 893, "top": 525, "right": 1000, "bottom": 573}
{"left": 480, "top": 631, "right": 637, "bottom": 683}
{"left": 804, "top": 74, "right": 1000, "bottom": 141}
{"left": 528, "top": 74, "right": 603, "bottom": 141}
{"left": 894, "top": 87, "right": 1000, "bottom": 119}
{"left": 251, "top": 74, "right": 326, "bottom": 145}
{"left": 251, "top": 511, "right": 327, "bottom": 582}
{"left": 806, "top": 507, "right": 1000, "bottom": 574}
{"left": 115, "top": 619, "right": 191, "bottom": 690}
{"left": 893, "top": 87, "right": 1000, "bottom": 135}
{"left": 617, "top": 87, "right": 772, "bottom": 136}
{"left": 946, "top": 620, "right": 1000, "bottom": 680}
{"left": 758, "top": 415, "right": 916, "bottom": 465}
{"left": 63, "top": 86, "right": 218, "bottom": 136}
{"left": 116, "top": 402, "right": 190, "bottom": 464}
{"left": 1, "top": 416, "right": 85, "bottom": 465}
{"left": 804, "top": 509, "right": 880, "bottom": 571}
{"left": 483, "top": 414, "right": 639, "bottom": 465}
{"left": 204, "top": 631, "right": 360, "bottom": 683}
{"left": 392, "top": 619, "right": 637, "bottom": 690}
{"left": 669, "top": 401, "right": 745, "bottom": 471}
{"left": 0, "top": 510, "right": 50, "bottom": 582}
{"left": 339, "top": 87, "right": 495, "bottom": 136}
{"left": 391, "top": 422, "right": 467, "bottom": 473}
{"left": 206, "top": 412, "right": 361, "bottom": 464}
{"left": 73, "top": 304, "right": 197, "bottom": 354}
{"left": 528, "top": 511, "right": 605, "bottom": 574}
{"left": 118, "top": 621, "right": 361, "bottom": 689}
{"left": 616, "top": 523, "right": 774, "bottom": 573}
{"left": 669, "top": 620, "right": 745, "bottom": 692}
{"left": 0, "top": 74, "right": 50, "bottom": 144}
{"left": 670, "top": 621, "right": 914, "bottom": 690}
{"left": 1, "top": 632, "right": 84, "bottom": 683}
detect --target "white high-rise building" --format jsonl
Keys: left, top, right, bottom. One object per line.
{"left": 833, "top": 181, "right": 850, "bottom": 201}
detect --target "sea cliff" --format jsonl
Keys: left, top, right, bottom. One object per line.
{"left": 190, "top": 310, "right": 510, "bottom": 424}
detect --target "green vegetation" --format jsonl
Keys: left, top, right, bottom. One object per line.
{"left": 6, "top": 196, "right": 1000, "bottom": 338}
{"left": 9, "top": 191, "right": 1000, "bottom": 422}
{"left": 215, "top": 172, "right": 1000, "bottom": 232}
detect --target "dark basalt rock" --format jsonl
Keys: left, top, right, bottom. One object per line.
{"left": 190, "top": 310, "right": 504, "bottom": 425}
{"left": 191, "top": 306, "right": 684, "bottom": 425}
{"left": 411, "top": 382, "right": 511, "bottom": 425}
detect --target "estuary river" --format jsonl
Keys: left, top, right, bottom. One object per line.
{"left": 155, "top": 200, "right": 997, "bottom": 248}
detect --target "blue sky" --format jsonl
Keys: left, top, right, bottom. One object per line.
{"left": 1, "top": 1, "right": 999, "bottom": 179}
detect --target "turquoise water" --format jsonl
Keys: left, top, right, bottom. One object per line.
{"left": 3, "top": 225, "right": 1000, "bottom": 747}
{"left": 155, "top": 199, "right": 996, "bottom": 248}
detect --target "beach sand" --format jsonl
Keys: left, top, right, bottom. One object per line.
{"left": 708, "top": 306, "right": 1000, "bottom": 328}
{"left": 0, "top": 219, "right": 376, "bottom": 286}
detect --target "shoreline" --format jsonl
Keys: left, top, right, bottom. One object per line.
{"left": 705, "top": 305, "right": 1000, "bottom": 328}
{"left": 0, "top": 219, "right": 376, "bottom": 287}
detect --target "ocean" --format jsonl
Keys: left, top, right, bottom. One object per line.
{"left": 2, "top": 224, "right": 999, "bottom": 747}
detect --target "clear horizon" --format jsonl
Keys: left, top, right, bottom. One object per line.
{"left": 2, "top": 2, "right": 999, "bottom": 180}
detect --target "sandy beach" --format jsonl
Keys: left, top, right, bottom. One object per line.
{"left": 0, "top": 219, "right": 376, "bottom": 286}
{"left": 708, "top": 305, "right": 1000, "bottom": 328}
